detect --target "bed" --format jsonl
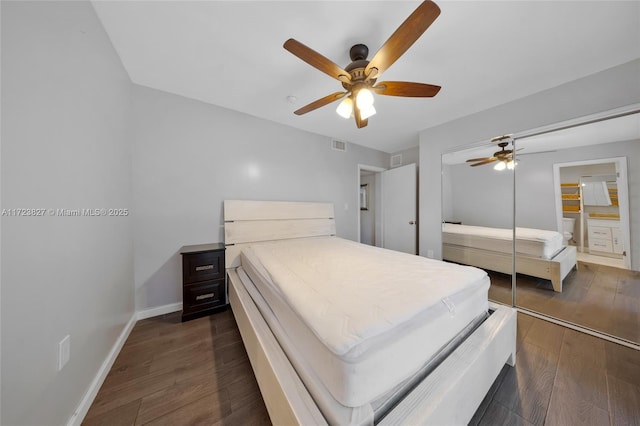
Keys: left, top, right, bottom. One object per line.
{"left": 442, "top": 223, "right": 578, "bottom": 292}
{"left": 224, "top": 200, "right": 517, "bottom": 425}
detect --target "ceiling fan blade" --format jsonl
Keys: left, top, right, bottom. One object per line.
{"left": 365, "top": 1, "right": 440, "bottom": 79}
{"left": 466, "top": 157, "right": 492, "bottom": 163}
{"left": 470, "top": 158, "right": 498, "bottom": 167}
{"left": 373, "top": 81, "right": 441, "bottom": 97}
{"left": 294, "top": 92, "right": 347, "bottom": 115}
{"left": 284, "top": 39, "right": 351, "bottom": 84}
{"left": 354, "top": 106, "right": 368, "bottom": 129}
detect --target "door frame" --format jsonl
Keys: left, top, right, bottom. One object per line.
{"left": 357, "top": 164, "right": 386, "bottom": 245}
{"left": 552, "top": 157, "right": 631, "bottom": 269}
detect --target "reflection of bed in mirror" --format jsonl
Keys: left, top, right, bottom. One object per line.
{"left": 442, "top": 223, "right": 577, "bottom": 292}
{"left": 224, "top": 200, "right": 517, "bottom": 426}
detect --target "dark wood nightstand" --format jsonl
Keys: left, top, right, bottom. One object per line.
{"left": 180, "top": 243, "right": 227, "bottom": 322}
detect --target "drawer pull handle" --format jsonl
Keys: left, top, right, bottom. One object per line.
{"left": 195, "top": 265, "right": 214, "bottom": 271}
{"left": 196, "top": 293, "right": 214, "bottom": 301}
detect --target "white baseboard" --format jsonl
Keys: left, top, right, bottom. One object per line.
{"left": 67, "top": 302, "right": 183, "bottom": 426}
{"left": 67, "top": 312, "right": 137, "bottom": 426}
{"left": 136, "top": 302, "right": 182, "bottom": 320}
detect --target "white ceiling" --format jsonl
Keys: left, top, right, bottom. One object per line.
{"left": 92, "top": 1, "right": 640, "bottom": 153}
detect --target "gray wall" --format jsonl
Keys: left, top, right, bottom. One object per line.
{"left": 444, "top": 140, "right": 640, "bottom": 269}
{"left": 1, "top": 2, "right": 134, "bottom": 424}
{"left": 132, "top": 85, "right": 389, "bottom": 310}
{"left": 419, "top": 59, "right": 640, "bottom": 261}
{"left": 391, "top": 146, "right": 420, "bottom": 168}
{"left": 443, "top": 161, "right": 514, "bottom": 228}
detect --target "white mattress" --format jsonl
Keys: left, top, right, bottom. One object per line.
{"left": 442, "top": 223, "right": 564, "bottom": 259}
{"left": 239, "top": 236, "right": 490, "bottom": 409}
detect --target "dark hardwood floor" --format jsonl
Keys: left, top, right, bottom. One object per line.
{"left": 470, "top": 312, "right": 640, "bottom": 426}
{"left": 488, "top": 261, "right": 640, "bottom": 344}
{"left": 84, "top": 304, "right": 640, "bottom": 425}
{"left": 83, "top": 309, "right": 270, "bottom": 426}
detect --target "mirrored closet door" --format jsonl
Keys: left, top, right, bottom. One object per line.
{"left": 514, "top": 111, "right": 639, "bottom": 345}
{"left": 441, "top": 139, "right": 515, "bottom": 307}
{"left": 441, "top": 109, "right": 639, "bottom": 346}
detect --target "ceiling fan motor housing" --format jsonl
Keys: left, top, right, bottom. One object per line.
{"left": 349, "top": 44, "right": 369, "bottom": 61}
{"left": 343, "top": 44, "right": 377, "bottom": 90}
{"left": 494, "top": 141, "right": 513, "bottom": 158}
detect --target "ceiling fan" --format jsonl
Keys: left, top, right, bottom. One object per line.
{"left": 466, "top": 134, "right": 521, "bottom": 170}
{"left": 283, "top": 1, "right": 442, "bottom": 129}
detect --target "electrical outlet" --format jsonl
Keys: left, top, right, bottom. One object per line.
{"left": 427, "top": 249, "right": 434, "bottom": 258}
{"left": 58, "top": 335, "right": 70, "bottom": 371}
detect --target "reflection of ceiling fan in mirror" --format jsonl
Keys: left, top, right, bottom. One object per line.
{"left": 283, "top": 1, "right": 442, "bottom": 129}
{"left": 466, "top": 134, "right": 521, "bottom": 170}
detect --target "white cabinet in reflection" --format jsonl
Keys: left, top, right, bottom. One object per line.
{"left": 587, "top": 218, "right": 622, "bottom": 257}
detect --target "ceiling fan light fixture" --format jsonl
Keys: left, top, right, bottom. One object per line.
{"left": 506, "top": 160, "right": 517, "bottom": 170}
{"left": 336, "top": 97, "right": 354, "bottom": 119}
{"left": 359, "top": 104, "right": 377, "bottom": 120}
{"left": 493, "top": 161, "right": 507, "bottom": 171}
{"left": 355, "top": 88, "right": 375, "bottom": 109}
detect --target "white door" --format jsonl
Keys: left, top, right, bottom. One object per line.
{"left": 382, "top": 163, "right": 417, "bottom": 254}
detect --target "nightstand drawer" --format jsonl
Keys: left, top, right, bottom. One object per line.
{"left": 183, "top": 280, "right": 224, "bottom": 314}
{"left": 588, "top": 226, "right": 612, "bottom": 240}
{"left": 589, "top": 238, "right": 613, "bottom": 253}
{"left": 180, "top": 243, "right": 227, "bottom": 322}
{"left": 182, "top": 250, "right": 224, "bottom": 284}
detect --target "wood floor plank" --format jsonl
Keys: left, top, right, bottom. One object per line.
{"left": 218, "top": 339, "right": 250, "bottom": 365}
{"left": 610, "top": 294, "right": 640, "bottom": 343}
{"left": 522, "top": 317, "right": 565, "bottom": 356}
{"left": 604, "top": 340, "right": 640, "bottom": 387}
{"left": 607, "top": 374, "right": 640, "bottom": 426}
{"left": 616, "top": 269, "right": 640, "bottom": 299}
{"left": 136, "top": 351, "right": 260, "bottom": 425}
{"left": 86, "top": 367, "right": 179, "bottom": 418}
{"left": 148, "top": 339, "right": 217, "bottom": 374}
{"left": 514, "top": 289, "right": 560, "bottom": 320}
{"left": 83, "top": 398, "right": 141, "bottom": 426}
{"left": 213, "top": 310, "right": 240, "bottom": 332}
{"left": 83, "top": 310, "right": 270, "bottom": 425}
{"left": 101, "top": 354, "right": 154, "bottom": 390}
{"left": 135, "top": 373, "right": 229, "bottom": 424}
{"left": 517, "top": 311, "right": 536, "bottom": 327}
{"left": 226, "top": 374, "right": 266, "bottom": 412}
{"left": 139, "top": 391, "right": 232, "bottom": 426}
{"left": 478, "top": 399, "right": 534, "bottom": 426}
{"left": 560, "top": 328, "right": 606, "bottom": 369}
{"left": 548, "top": 332, "right": 609, "bottom": 413}
{"left": 493, "top": 342, "right": 559, "bottom": 425}
{"left": 211, "top": 397, "right": 271, "bottom": 426}
{"left": 545, "top": 391, "right": 610, "bottom": 426}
